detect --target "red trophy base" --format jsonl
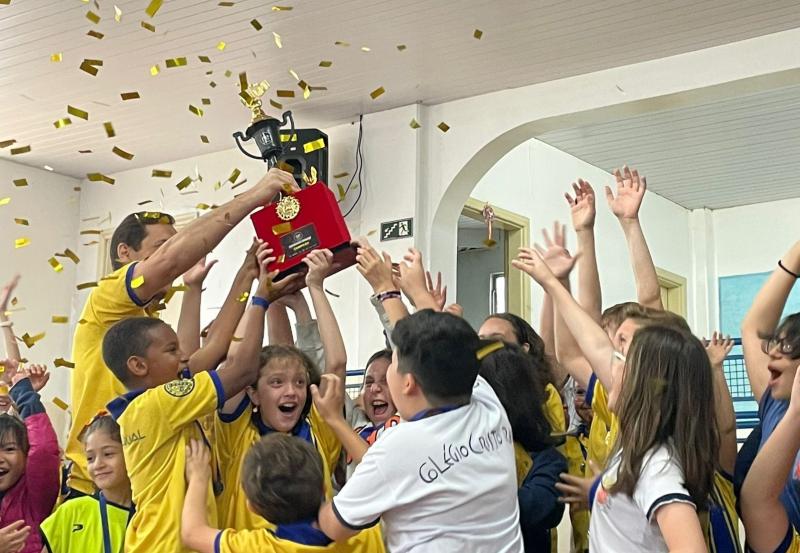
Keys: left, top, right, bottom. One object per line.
{"left": 250, "top": 182, "right": 356, "bottom": 285}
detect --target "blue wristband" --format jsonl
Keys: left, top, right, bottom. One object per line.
{"left": 251, "top": 296, "right": 270, "bottom": 309}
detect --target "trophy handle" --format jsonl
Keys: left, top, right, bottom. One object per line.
{"left": 232, "top": 131, "right": 267, "bottom": 161}
{"left": 281, "top": 111, "right": 295, "bottom": 139}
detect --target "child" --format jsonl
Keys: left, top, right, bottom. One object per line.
{"left": 182, "top": 436, "right": 384, "bottom": 553}
{"left": 479, "top": 342, "right": 566, "bottom": 552}
{"left": 0, "top": 361, "right": 60, "bottom": 553}
{"left": 41, "top": 415, "right": 133, "bottom": 552}
{"left": 317, "top": 308, "right": 525, "bottom": 552}
{"left": 103, "top": 243, "right": 298, "bottom": 553}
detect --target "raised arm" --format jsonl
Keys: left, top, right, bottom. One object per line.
{"left": 132, "top": 168, "right": 298, "bottom": 301}
{"left": 705, "top": 333, "right": 737, "bottom": 475}
{"left": 605, "top": 166, "right": 663, "bottom": 310}
{"left": 399, "top": 248, "right": 439, "bottom": 311}
{"left": 355, "top": 240, "right": 410, "bottom": 329}
{"left": 312, "top": 373, "right": 369, "bottom": 463}
{"left": 567, "top": 179, "right": 602, "bottom": 321}
{"left": 741, "top": 365, "right": 800, "bottom": 553}
{"left": 181, "top": 439, "right": 217, "bottom": 553}
{"left": 741, "top": 240, "right": 800, "bottom": 402}
{"left": 0, "top": 275, "right": 21, "bottom": 362}
{"left": 177, "top": 257, "right": 218, "bottom": 357}
{"left": 304, "top": 249, "right": 346, "bottom": 380}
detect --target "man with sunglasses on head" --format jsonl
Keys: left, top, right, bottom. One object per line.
{"left": 64, "top": 168, "right": 298, "bottom": 498}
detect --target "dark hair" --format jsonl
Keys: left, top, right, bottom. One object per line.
{"left": 103, "top": 317, "right": 169, "bottom": 385}
{"left": 485, "top": 313, "right": 556, "bottom": 390}
{"left": 611, "top": 325, "right": 718, "bottom": 509}
{"left": 109, "top": 212, "right": 175, "bottom": 270}
{"left": 764, "top": 312, "right": 800, "bottom": 359}
{"left": 0, "top": 415, "right": 28, "bottom": 456}
{"left": 479, "top": 342, "right": 555, "bottom": 452}
{"left": 241, "top": 434, "right": 323, "bottom": 524}
{"left": 365, "top": 349, "right": 392, "bottom": 370}
{"left": 391, "top": 310, "right": 480, "bottom": 405}
{"left": 257, "top": 345, "right": 320, "bottom": 421}
{"left": 82, "top": 414, "right": 122, "bottom": 445}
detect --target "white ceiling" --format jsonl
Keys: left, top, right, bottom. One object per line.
{"left": 538, "top": 82, "right": 800, "bottom": 210}
{"left": 2, "top": 0, "right": 800, "bottom": 179}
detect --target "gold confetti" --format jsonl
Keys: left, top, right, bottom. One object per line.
{"left": 137, "top": 200, "right": 152, "bottom": 206}
{"left": 397, "top": 44, "right": 407, "bottom": 51}
{"left": 14, "top": 238, "right": 30, "bottom": 248}
{"left": 59, "top": 248, "right": 80, "bottom": 264}
{"left": 216, "top": 41, "right": 226, "bottom": 51}
{"left": 79, "top": 58, "right": 103, "bottom": 76}
{"left": 276, "top": 90, "right": 295, "bottom": 98}
{"left": 209, "top": 81, "right": 217, "bottom": 88}
{"left": 78, "top": 149, "right": 92, "bottom": 154}
{"left": 79, "top": 229, "right": 101, "bottom": 235}
{"left": 166, "top": 57, "right": 188, "bottom": 68}
{"left": 120, "top": 91, "right": 140, "bottom": 100}
{"left": 333, "top": 172, "right": 349, "bottom": 179}
{"left": 13, "top": 179, "right": 27, "bottom": 187}
{"left": 87, "top": 173, "right": 115, "bottom": 185}
{"left": 473, "top": 29, "right": 483, "bottom": 39}
{"left": 67, "top": 105, "right": 89, "bottom": 120}
{"left": 238, "top": 71, "right": 248, "bottom": 92}
{"left": 48, "top": 257, "right": 63, "bottom": 272}
{"left": 141, "top": 21, "right": 156, "bottom": 32}
{"left": 145, "top": 0, "right": 162, "bottom": 17}
{"left": 12, "top": 217, "right": 28, "bottom": 226}
{"left": 54, "top": 118, "right": 72, "bottom": 129}
{"left": 231, "top": 179, "right": 247, "bottom": 190}
{"left": 10, "top": 145, "right": 31, "bottom": 155}
{"left": 303, "top": 138, "right": 325, "bottom": 153}
{"left": 302, "top": 85, "right": 310, "bottom": 100}
{"left": 189, "top": 105, "right": 204, "bottom": 117}
{"left": 219, "top": 1, "right": 234, "bottom": 5}
{"left": 361, "top": 46, "right": 371, "bottom": 52}
{"left": 0, "top": 139, "right": 15, "bottom": 148}
{"left": 367, "top": 229, "right": 378, "bottom": 236}
{"left": 103, "top": 122, "right": 115, "bottom": 138}
{"left": 86, "top": 10, "right": 100, "bottom": 23}
{"left": 150, "top": 64, "right": 160, "bottom": 76}
{"left": 336, "top": 184, "right": 346, "bottom": 201}
{"left": 201, "top": 98, "right": 211, "bottom": 106}
{"left": 437, "top": 122, "right": 450, "bottom": 132}
{"left": 131, "top": 275, "right": 144, "bottom": 289}
{"left": 77, "top": 282, "right": 98, "bottom": 290}
{"left": 175, "top": 176, "right": 192, "bottom": 190}
{"left": 198, "top": 55, "right": 211, "bottom": 63}
{"left": 269, "top": 99, "right": 283, "bottom": 109}
{"left": 224, "top": 69, "right": 232, "bottom": 77}
{"left": 152, "top": 169, "right": 172, "bottom": 178}
{"left": 51, "top": 53, "right": 62, "bottom": 62}
{"left": 21, "top": 332, "right": 45, "bottom": 348}
{"left": 370, "top": 86, "right": 385, "bottom": 100}
{"left": 51, "top": 315, "right": 68, "bottom": 323}
{"left": 196, "top": 203, "right": 211, "bottom": 210}
{"left": 114, "top": 5, "right": 122, "bottom": 21}
{"left": 200, "top": 135, "right": 209, "bottom": 143}
{"left": 0, "top": 198, "right": 10, "bottom": 206}
{"left": 273, "top": 32, "right": 282, "bottom": 48}
{"left": 227, "top": 168, "right": 241, "bottom": 183}
{"left": 87, "top": 30, "right": 104, "bottom": 39}
{"left": 335, "top": 41, "right": 350, "bottom": 47}
{"left": 318, "top": 61, "right": 332, "bottom": 68}
{"left": 112, "top": 146, "right": 134, "bottom": 160}
{"left": 52, "top": 396, "right": 70, "bottom": 409}
{"left": 272, "top": 5, "right": 292, "bottom": 10}
{"left": 410, "top": 118, "right": 421, "bottom": 129}
{"left": 237, "top": 291, "right": 249, "bottom": 303}
{"left": 250, "top": 19, "right": 262, "bottom": 30}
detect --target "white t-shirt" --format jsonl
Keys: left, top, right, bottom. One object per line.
{"left": 589, "top": 445, "right": 696, "bottom": 552}
{"left": 332, "top": 376, "right": 524, "bottom": 553}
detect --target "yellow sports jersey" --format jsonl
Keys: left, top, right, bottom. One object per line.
{"left": 513, "top": 442, "right": 534, "bottom": 486}
{"left": 769, "top": 526, "right": 800, "bottom": 553}
{"left": 108, "top": 370, "right": 224, "bottom": 553}
{"left": 585, "top": 375, "right": 619, "bottom": 474}
{"left": 544, "top": 383, "right": 566, "bottom": 435}
{"left": 216, "top": 523, "right": 385, "bottom": 553}
{"left": 564, "top": 434, "right": 590, "bottom": 553}
{"left": 67, "top": 262, "right": 150, "bottom": 494}
{"left": 214, "top": 398, "right": 341, "bottom": 531}
{"left": 704, "top": 471, "right": 741, "bottom": 553}
{"left": 41, "top": 495, "right": 132, "bottom": 553}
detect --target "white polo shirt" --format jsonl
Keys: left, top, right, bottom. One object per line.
{"left": 332, "top": 376, "right": 524, "bottom": 553}
{"left": 589, "top": 444, "right": 696, "bottom": 552}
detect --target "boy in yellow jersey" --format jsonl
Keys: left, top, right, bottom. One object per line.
{"left": 103, "top": 245, "right": 300, "bottom": 553}
{"left": 66, "top": 168, "right": 299, "bottom": 496}
{"left": 182, "top": 435, "right": 383, "bottom": 553}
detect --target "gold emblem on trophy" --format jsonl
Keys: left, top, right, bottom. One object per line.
{"left": 276, "top": 195, "right": 301, "bottom": 221}
{"left": 239, "top": 80, "right": 271, "bottom": 124}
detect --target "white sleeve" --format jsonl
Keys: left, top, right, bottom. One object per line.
{"left": 332, "top": 438, "right": 396, "bottom": 529}
{"left": 633, "top": 447, "right": 695, "bottom": 522}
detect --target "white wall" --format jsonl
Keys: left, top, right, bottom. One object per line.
{"left": 0, "top": 158, "right": 80, "bottom": 407}
{"left": 457, "top": 227, "right": 505, "bottom": 330}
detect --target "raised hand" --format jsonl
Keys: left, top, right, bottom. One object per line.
{"left": 555, "top": 460, "right": 601, "bottom": 511}
{"left": 605, "top": 165, "right": 646, "bottom": 220}
{"left": 182, "top": 257, "right": 218, "bottom": 288}
{"left": 426, "top": 271, "right": 447, "bottom": 311}
{"left": 254, "top": 168, "right": 300, "bottom": 203}
{"left": 310, "top": 373, "right": 345, "bottom": 423}
{"left": 0, "top": 274, "right": 20, "bottom": 315}
{"left": 704, "top": 332, "right": 734, "bottom": 368}
{"left": 0, "top": 520, "right": 30, "bottom": 553}
{"left": 444, "top": 303, "right": 464, "bottom": 318}
{"left": 0, "top": 358, "right": 20, "bottom": 387}
{"left": 399, "top": 248, "right": 429, "bottom": 303}
{"left": 535, "top": 222, "right": 577, "bottom": 280}
{"left": 353, "top": 239, "right": 396, "bottom": 293}
{"left": 239, "top": 238, "right": 262, "bottom": 280}
{"left": 303, "top": 249, "right": 334, "bottom": 290}
{"left": 565, "top": 179, "right": 596, "bottom": 231}
{"left": 512, "top": 247, "right": 559, "bottom": 287}
{"left": 24, "top": 364, "right": 50, "bottom": 391}
{"left": 184, "top": 439, "right": 211, "bottom": 482}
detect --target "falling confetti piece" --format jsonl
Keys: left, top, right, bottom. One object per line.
{"left": 319, "top": 60, "right": 332, "bottom": 68}
{"left": 150, "top": 64, "right": 160, "bottom": 75}
{"left": 303, "top": 138, "right": 325, "bottom": 153}
{"left": 273, "top": 32, "right": 282, "bottom": 48}
{"left": 410, "top": 118, "right": 421, "bottom": 129}
{"left": 14, "top": 218, "right": 28, "bottom": 226}
{"left": 87, "top": 30, "right": 104, "bottom": 39}
{"left": 397, "top": 44, "right": 407, "bottom": 51}
{"left": 103, "top": 122, "right": 115, "bottom": 138}
{"left": 79, "top": 58, "right": 103, "bottom": 76}
{"left": 216, "top": 41, "right": 226, "bottom": 51}
{"left": 201, "top": 98, "right": 211, "bottom": 106}
{"left": 145, "top": 0, "right": 162, "bottom": 17}
{"left": 370, "top": 86, "right": 385, "bottom": 99}
{"left": 367, "top": 229, "right": 378, "bottom": 236}
{"left": 200, "top": 135, "right": 209, "bottom": 143}
{"left": 54, "top": 118, "right": 72, "bottom": 129}
{"left": 189, "top": 105, "right": 204, "bottom": 117}
{"left": 228, "top": 168, "right": 241, "bottom": 183}
{"left": 336, "top": 184, "right": 346, "bottom": 201}
{"left": 269, "top": 99, "right": 283, "bottom": 109}
{"left": 437, "top": 122, "right": 450, "bottom": 132}
{"left": 334, "top": 41, "right": 350, "bottom": 47}
{"left": 86, "top": 10, "right": 100, "bottom": 23}
{"left": 21, "top": 332, "right": 45, "bottom": 348}
{"left": 196, "top": 203, "right": 211, "bottom": 210}
{"left": 78, "top": 149, "right": 92, "bottom": 154}
{"left": 333, "top": 171, "right": 349, "bottom": 179}
{"left": 0, "top": 140, "right": 15, "bottom": 148}
{"left": 114, "top": 5, "right": 122, "bottom": 21}
{"left": 79, "top": 229, "right": 101, "bottom": 235}
{"left": 288, "top": 69, "right": 300, "bottom": 82}
{"left": 120, "top": 91, "right": 140, "bottom": 100}
{"left": 250, "top": 19, "right": 262, "bottom": 30}
{"left": 361, "top": 46, "right": 371, "bottom": 52}
{"left": 87, "top": 173, "right": 115, "bottom": 185}
{"left": 137, "top": 200, "right": 152, "bottom": 206}
{"left": 175, "top": 176, "right": 192, "bottom": 190}
{"left": 13, "top": 179, "right": 27, "bottom": 187}
{"left": 10, "top": 146, "right": 30, "bottom": 155}
{"left": 58, "top": 249, "right": 80, "bottom": 264}
{"left": 14, "top": 238, "right": 30, "bottom": 248}
{"left": 276, "top": 90, "right": 295, "bottom": 98}
{"left": 141, "top": 21, "right": 156, "bottom": 32}
{"left": 237, "top": 291, "right": 249, "bottom": 302}
{"left": 166, "top": 57, "right": 187, "bottom": 68}
{"left": 152, "top": 169, "right": 172, "bottom": 178}
{"left": 131, "top": 275, "right": 145, "bottom": 288}
{"left": 198, "top": 55, "right": 211, "bottom": 63}
{"left": 67, "top": 105, "right": 89, "bottom": 120}
{"left": 0, "top": 198, "right": 10, "bottom": 206}
{"left": 112, "top": 146, "right": 134, "bottom": 160}
{"left": 48, "top": 257, "right": 63, "bottom": 272}
{"left": 209, "top": 81, "right": 217, "bottom": 88}
{"left": 53, "top": 361, "right": 75, "bottom": 371}
{"left": 224, "top": 69, "right": 232, "bottom": 77}
{"left": 473, "top": 29, "right": 483, "bottom": 39}
{"left": 51, "top": 315, "right": 68, "bottom": 323}
{"left": 51, "top": 52, "right": 62, "bottom": 62}
{"left": 76, "top": 282, "right": 98, "bottom": 290}
{"left": 272, "top": 5, "right": 292, "bottom": 10}
{"left": 219, "top": 1, "right": 234, "bottom": 5}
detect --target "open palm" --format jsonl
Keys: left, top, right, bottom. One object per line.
{"left": 565, "top": 179, "right": 596, "bottom": 231}
{"left": 605, "top": 166, "right": 646, "bottom": 220}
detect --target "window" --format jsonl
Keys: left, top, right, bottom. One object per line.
{"left": 490, "top": 272, "right": 506, "bottom": 314}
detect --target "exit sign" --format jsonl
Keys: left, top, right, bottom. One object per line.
{"left": 380, "top": 218, "right": 414, "bottom": 242}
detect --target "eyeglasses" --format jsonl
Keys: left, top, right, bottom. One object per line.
{"left": 762, "top": 337, "right": 798, "bottom": 356}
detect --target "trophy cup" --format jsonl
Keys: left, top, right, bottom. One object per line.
{"left": 234, "top": 81, "right": 356, "bottom": 283}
